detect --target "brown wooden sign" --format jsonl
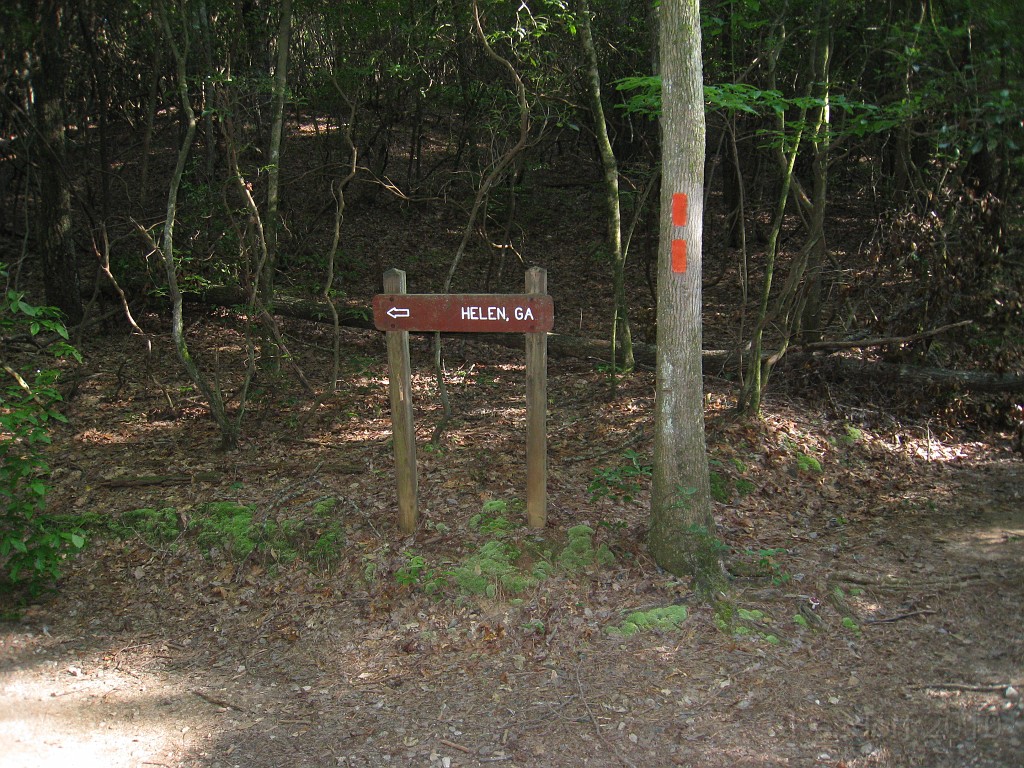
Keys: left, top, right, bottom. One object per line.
{"left": 372, "top": 293, "right": 554, "bottom": 333}
{"left": 375, "top": 269, "right": 551, "bottom": 534}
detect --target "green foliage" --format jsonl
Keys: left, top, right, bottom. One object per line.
{"left": 307, "top": 522, "right": 346, "bottom": 569}
{"left": 735, "top": 478, "right": 756, "bottom": 496}
{"left": 194, "top": 502, "right": 307, "bottom": 563}
{"left": 114, "top": 508, "right": 182, "bottom": 546}
{"left": 556, "top": 525, "right": 615, "bottom": 572}
{"left": 608, "top": 605, "right": 689, "bottom": 636}
{"left": 0, "top": 274, "right": 84, "bottom": 594}
{"left": 468, "top": 500, "right": 520, "bottom": 535}
{"left": 196, "top": 502, "right": 259, "bottom": 559}
{"left": 395, "top": 551, "right": 446, "bottom": 594}
{"left": 589, "top": 450, "right": 651, "bottom": 504}
{"left": 715, "top": 600, "right": 778, "bottom": 643}
{"left": 734, "top": 547, "right": 791, "bottom": 585}
{"left": 795, "top": 452, "right": 823, "bottom": 474}
{"left": 709, "top": 471, "right": 730, "bottom": 503}
{"left": 450, "top": 540, "right": 539, "bottom": 597}
{"left": 840, "top": 425, "right": 863, "bottom": 446}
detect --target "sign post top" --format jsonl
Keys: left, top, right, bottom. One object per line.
{"left": 372, "top": 293, "right": 554, "bottom": 333}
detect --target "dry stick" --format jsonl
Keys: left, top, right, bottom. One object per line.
{"left": 575, "top": 664, "right": 639, "bottom": 768}
{"left": 298, "top": 85, "right": 361, "bottom": 430}
{"left": 94, "top": 224, "right": 178, "bottom": 415}
{"left": 864, "top": 609, "right": 937, "bottom": 625}
{"left": 917, "top": 683, "right": 1021, "bottom": 693}
{"left": 833, "top": 571, "right": 992, "bottom": 590}
{"left": 789, "top": 319, "right": 973, "bottom": 355}
{"left": 438, "top": 739, "right": 473, "bottom": 754}
{"left": 429, "top": 0, "right": 534, "bottom": 446}
{"left": 191, "top": 689, "right": 248, "bottom": 713}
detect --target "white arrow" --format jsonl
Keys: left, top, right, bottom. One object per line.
{"left": 387, "top": 307, "right": 410, "bottom": 319}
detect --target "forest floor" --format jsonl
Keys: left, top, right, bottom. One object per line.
{"left": 2, "top": 141, "right": 1023, "bottom": 766}
{"left": 2, "top": 319, "right": 1022, "bottom": 768}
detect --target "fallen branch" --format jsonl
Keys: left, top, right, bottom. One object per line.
{"left": 833, "top": 571, "right": 989, "bottom": 590}
{"left": 575, "top": 663, "right": 639, "bottom": 768}
{"left": 100, "top": 472, "right": 221, "bottom": 488}
{"left": 865, "top": 609, "right": 937, "bottom": 625}
{"left": 195, "top": 287, "right": 1024, "bottom": 394}
{"left": 917, "top": 682, "right": 1021, "bottom": 693}
{"left": 191, "top": 688, "right": 248, "bottom": 712}
{"left": 789, "top": 320, "right": 973, "bottom": 354}
{"left": 438, "top": 739, "right": 474, "bottom": 754}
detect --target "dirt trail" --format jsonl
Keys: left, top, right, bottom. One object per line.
{"left": 2, "top": 406, "right": 1022, "bottom": 768}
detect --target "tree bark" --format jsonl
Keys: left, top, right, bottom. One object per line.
{"left": 33, "top": 0, "right": 83, "bottom": 325}
{"left": 578, "top": 0, "right": 633, "bottom": 374}
{"left": 261, "top": 0, "right": 293, "bottom": 309}
{"left": 649, "top": 0, "right": 720, "bottom": 590}
{"left": 154, "top": 0, "right": 239, "bottom": 450}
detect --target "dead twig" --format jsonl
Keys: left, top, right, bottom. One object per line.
{"left": 575, "top": 662, "right": 639, "bottom": 768}
{"left": 99, "top": 473, "right": 221, "bottom": 488}
{"left": 917, "top": 682, "right": 1021, "bottom": 693}
{"left": 833, "top": 571, "right": 988, "bottom": 590}
{"left": 439, "top": 738, "right": 474, "bottom": 754}
{"left": 865, "top": 609, "right": 937, "bottom": 625}
{"left": 191, "top": 689, "right": 248, "bottom": 712}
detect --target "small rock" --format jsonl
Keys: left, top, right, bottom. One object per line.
{"left": 1005, "top": 686, "right": 1020, "bottom": 701}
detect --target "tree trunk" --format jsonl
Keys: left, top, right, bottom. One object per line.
{"left": 578, "top": 0, "right": 634, "bottom": 374}
{"left": 262, "top": 0, "right": 293, "bottom": 309}
{"left": 33, "top": 0, "right": 83, "bottom": 325}
{"left": 154, "top": 0, "right": 239, "bottom": 451}
{"left": 649, "top": 0, "right": 721, "bottom": 591}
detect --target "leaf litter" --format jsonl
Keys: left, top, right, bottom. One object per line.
{"left": 1, "top": 315, "right": 1020, "bottom": 768}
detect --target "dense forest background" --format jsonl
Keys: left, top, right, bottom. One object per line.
{"left": 1, "top": 3, "right": 1023, "bottom": 766}
{"left": 3, "top": 0, "right": 1021, "bottom": 403}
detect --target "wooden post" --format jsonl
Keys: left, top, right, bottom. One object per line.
{"left": 383, "top": 268, "right": 418, "bottom": 533}
{"left": 525, "top": 267, "right": 548, "bottom": 528}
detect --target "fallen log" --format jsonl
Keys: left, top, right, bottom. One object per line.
{"left": 195, "top": 287, "right": 1024, "bottom": 395}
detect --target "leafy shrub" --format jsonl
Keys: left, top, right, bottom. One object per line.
{"left": 589, "top": 450, "right": 651, "bottom": 504}
{"left": 0, "top": 276, "right": 83, "bottom": 594}
{"left": 709, "top": 471, "right": 730, "bottom": 503}
{"left": 308, "top": 521, "right": 346, "bottom": 568}
{"left": 394, "top": 551, "right": 446, "bottom": 594}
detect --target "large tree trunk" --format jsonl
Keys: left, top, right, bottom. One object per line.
{"left": 33, "top": 0, "right": 83, "bottom": 325}
{"left": 648, "top": 0, "right": 720, "bottom": 590}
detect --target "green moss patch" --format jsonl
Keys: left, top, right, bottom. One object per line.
{"left": 608, "top": 605, "right": 689, "bottom": 636}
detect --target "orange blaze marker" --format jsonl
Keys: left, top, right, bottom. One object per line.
{"left": 672, "top": 239, "right": 687, "bottom": 273}
{"left": 672, "top": 193, "right": 688, "bottom": 226}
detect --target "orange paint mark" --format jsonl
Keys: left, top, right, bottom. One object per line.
{"left": 672, "top": 193, "right": 688, "bottom": 227}
{"left": 672, "top": 239, "right": 687, "bottom": 273}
